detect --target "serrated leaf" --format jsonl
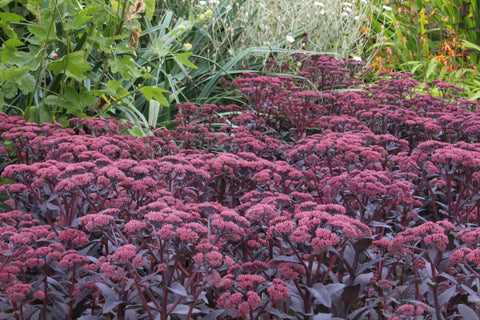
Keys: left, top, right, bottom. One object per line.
{"left": 0, "top": 66, "right": 29, "bottom": 83}
{"left": 28, "top": 25, "right": 59, "bottom": 45}
{"left": 168, "top": 282, "right": 188, "bottom": 297}
{"left": 18, "top": 73, "right": 35, "bottom": 95}
{"left": 64, "top": 87, "right": 96, "bottom": 115}
{"left": 1, "top": 80, "right": 18, "bottom": 99}
{"left": 141, "top": 86, "right": 169, "bottom": 106}
{"left": 0, "top": 12, "right": 26, "bottom": 23}
{"left": 47, "top": 51, "right": 92, "bottom": 81}
{"left": 109, "top": 56, "right": 142, "bottom": 79}
{"left": 144, "top": 0, "right": 155, "bottom": 20}
{"left": 153, "top": 38, "right": 169, "bottom": 58}
{"left": 174, "top": 52, "right": 198, "bottom": 69}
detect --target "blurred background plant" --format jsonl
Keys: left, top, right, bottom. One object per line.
{"left": 366, "top": 0, "right": 480, "bottom": 100}
{"left": 0, "top": 0, "right": 383, "bottom": 132}
{"left": 222, "top": 0, "right": 380, "bottom": 61}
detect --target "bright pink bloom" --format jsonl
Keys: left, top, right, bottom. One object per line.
{"left": 6, "top": 283, "right": 32, "bottom": 301}
{"left": 268, "top": 279, "right": 290, "bottom": 301}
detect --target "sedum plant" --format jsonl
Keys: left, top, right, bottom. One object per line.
{"left": 2, "top": 55, "right": 480, "bottom": 319}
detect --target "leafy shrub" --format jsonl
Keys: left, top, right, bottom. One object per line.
{"left": 2, "top": 54, "right": 480, "bottom": 319}
{"left": 367, "top": 0, "right": 480, "bottom": 100}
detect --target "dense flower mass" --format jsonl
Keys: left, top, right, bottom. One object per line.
{"left": 1, "top": 55, "right": 480, "bottom": 318}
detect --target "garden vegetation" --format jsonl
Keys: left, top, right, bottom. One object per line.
{"left": 1, "top": 0, "right": 480, "bottom": 319}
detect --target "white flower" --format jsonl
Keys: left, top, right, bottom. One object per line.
{"left": 286, "top": 35, "right": 295, "bottom": 43}
{"left": 383, "top": 5, "right": 392, "bottom": 11}
{"left": 319, "top": 9, "right": 326, "bottom": 15}
{"left": 314, "top": 1, "right": 324, "bottom": 6}
{"left": 199, "top": 1, "right": 206, "bottom": 5}
{"left": 352, "top": 56, "right": 362, "bottom": 61}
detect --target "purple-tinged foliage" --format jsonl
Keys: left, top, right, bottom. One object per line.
{"left": 2, "top": 54, "right": 480, "bottom": 319}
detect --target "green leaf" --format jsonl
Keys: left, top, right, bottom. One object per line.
{"left": 173, "top": 52, "right": 198, "bottom": 69}
{"left": 18, "top": 73, "right": 35, "bottom": 95}
{"left": 141, "top": 86, "right": 169, "bottom": 106}
{"left": 63, "top": 87, "right": 96, "bottom": 115}
{"left": 0, "top": 12, "right": 26, "bottom": 23}
{"left": 104, "top": 80, "right": 129, "bottom": 98}
{"left": 0, "top": 12, "right": 26, "bottom": 39}
{"left": 0, "top": 39, "right": 24, "bottom": 63}
{"left": 144, "top": 0, "right": 155, "bottom": 20}
{"left": 3, "top": 38, "right": 24, "bottom": 48}
{"left": 153, "top": 38, "right": 169, "bottom": 58}
{"left": 70, "top": 9, "right": 92, "bottom": 29}
{"left": 425, "top": 58, "right": 439, "bottom": 81}
{"left": 1, "top": 80, "right": 18, "bottom": 99}
{"left": 28, "top": 25, "right": 58, "bottom": 45}
{"left": 110, "top": 56, "right": 142, "bottom": 79}
{"left": 0, "top": 0, "right": 14, "bottom": 6}
{"left": 47, "top": 51, "right": 92, "bottom": 81}
{"left": 463, "top": 39, "right": 480, "bottom": 52}
{"left": 0, "top": 66, "right": 29, "bottom": 83}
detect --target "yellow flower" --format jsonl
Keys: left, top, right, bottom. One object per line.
{"left": 184, "top": 43, "right": 193, "bottom": 51}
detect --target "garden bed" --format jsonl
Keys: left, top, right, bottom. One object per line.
{"left": 1, "top": 55, "right": 480, "bottom": 319}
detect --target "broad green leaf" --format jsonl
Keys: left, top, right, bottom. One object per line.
{"left": 0, "top": 12, "right": 26, "bottom": 39}
{"left": 3, "top": 39, "right": 24, "bottom": 48}
{"left": 144, "top": 0, "right": 155, "bottom": 20}
{"left": 47, "top": 51, "right": 92, "bottom": 81}
{"left": 110, "top": 56, "right": 142, "bottom": 79}
{"left": 9, "top": 51, "right": 42, "bottom": 70}
{"left": 0, "top": 66, "right": 29, "bottom": 83}
{"left": 153, "top": 38, "right": 169, "bottom": 58}
{"left": 173, "top": 52, "right": 198, "bottom": 69}
{"left": 28, "top": 25, "right": 59, "bottom": 45}
{"left": 0, "top": 12, "right": 26, "bottom": 23}
{"left": 1, "top": 80, "right": 18, "bottom": 99}
{"left": 70, "top": 10, "right": 92, "bottom": 29}
{"left": 0, "top": 39, "right": 24, "bottom": 63}
{"left": 18, "top": 73, "right": 35, "bottom": 95}
{"left": 64, "top": 86, "right": 96, "bottom": 115}
{"left": 141, "top": 86, "right": 169, "bottom": 106}
{"left": 104, "top": 80, "right": 129, "bottom": 98}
